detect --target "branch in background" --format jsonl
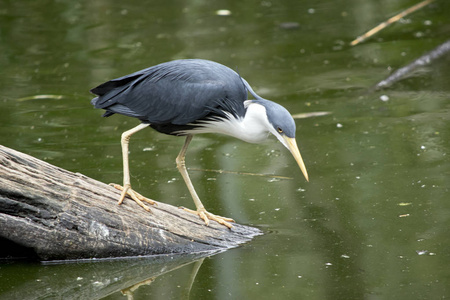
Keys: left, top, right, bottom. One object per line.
{"left": 190, "top": 168, "right": 293, "bottom": 180}
{"left": 375, "top": 39, "right": 450, "bottom": 89}
{"left": 350, "top": 0, "right": 435, "bottom": 46}
{"left": 292, "top": 111, "right": 331, "bottom": 119}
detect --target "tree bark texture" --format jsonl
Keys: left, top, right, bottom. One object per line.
{"left": 0, "top": 145, "right": 261, "bottom": 261}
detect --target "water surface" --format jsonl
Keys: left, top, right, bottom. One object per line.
{"left": 0, "top": 0, "right": 449, "bottom": 299}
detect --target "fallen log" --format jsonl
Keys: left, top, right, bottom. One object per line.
{"left": 0, "top": 145, "right": 261, "bottom": 261}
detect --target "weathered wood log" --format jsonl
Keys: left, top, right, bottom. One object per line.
{"left": 0, "top": 145, "right": 262, "bottom": 261}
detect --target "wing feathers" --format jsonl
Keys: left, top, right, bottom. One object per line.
{"left": 90, "top": 59, "right": 247, "bottom": 125}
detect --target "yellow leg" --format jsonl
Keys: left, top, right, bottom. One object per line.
{"left": 176, "top": 135, "right": 235, "bottom": 228}
{"left": 112, "top": 123, "right": 156, "bottom": 211}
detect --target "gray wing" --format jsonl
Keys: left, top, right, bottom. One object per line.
{"left": 90, "top": 59, "right": 247, "bottom": 125}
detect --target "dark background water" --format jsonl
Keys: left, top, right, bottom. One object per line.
{"left": 1, "top": 0, "right": 449, "bottom": 299}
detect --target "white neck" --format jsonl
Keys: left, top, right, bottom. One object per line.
{"left": 231, "top": 102, "right": 271, "bottom": 143}
{"left": 180, "top": 102, "right": 271, "bottom": 143}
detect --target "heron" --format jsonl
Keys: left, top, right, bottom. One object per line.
{"left": 90, "top": 59, "right": 308, "bottom": 228}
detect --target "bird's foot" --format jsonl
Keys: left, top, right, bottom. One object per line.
{"left": 182, "top": 207, "right": 235, "bottom": 229}
{"left": 110, "top": 183, "right": 157, "bottom": 212}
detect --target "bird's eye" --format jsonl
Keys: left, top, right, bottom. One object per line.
{"left": 277, "top": 127, "right": 283, "bottom": 133}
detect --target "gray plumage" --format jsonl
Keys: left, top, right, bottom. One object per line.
{"left": 91, "top": 59, "right": 246, "bottom": 133}
{"left": 89, "top": 59, "right": 309, "bottom": 228}
{"left": 90, "top": 59, "right": 296, "bottom": 139}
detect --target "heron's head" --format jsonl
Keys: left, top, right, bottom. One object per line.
{"left": 253, "top": 100, "right": 309, "bottom": 182}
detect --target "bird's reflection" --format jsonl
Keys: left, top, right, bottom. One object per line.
{"left": 120, "top": 258, "right": 205, "bottom": 300}
{"left": 121, "top": 277, "right": 156, "bottom": 300}
{"left": 183, "top": 258, "right": 204, "bottom": 299}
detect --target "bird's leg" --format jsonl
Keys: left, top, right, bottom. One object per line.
{"left": 111, "top": 123, "right": 156, "bottom": 211}
{"left": 176, "top": 135, "right": 235, "bottom": 228}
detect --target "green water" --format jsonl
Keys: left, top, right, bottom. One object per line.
{"left": 1, "top": 0, "right": 449, "bottom": 299}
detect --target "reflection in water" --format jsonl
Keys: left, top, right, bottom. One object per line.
{"left": 0, "top": 252, "right": 213, "bottom": 300}
{"left": 120, "top": 258, "right": 204, "bottom": 300}
{"left": 0, "top": 0, "right": 449, "bottom": 298}
{"left": 182, "top": 258, "right": 205, "bottom": 299}
{"left": 121, "top": 277, "right": 156, "bottom": 300}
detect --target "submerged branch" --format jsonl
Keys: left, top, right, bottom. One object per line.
{"left": 350, "top": 0, "right": 435, "bottom": 46}
{"left": 16, "top": 94, "right": 66, "bottom": 101}
{"left": 189, "top": 168, "right": 293, "bottom": 180}
{"left": 375, "top": 39, "right": 450, "bottom": 89}
{"left": 292, "top": 111, "right": 331, "bottom": 119}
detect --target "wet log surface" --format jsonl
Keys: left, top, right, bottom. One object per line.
{"left": 0, "top": 145, "right": 262, "bottom": 261}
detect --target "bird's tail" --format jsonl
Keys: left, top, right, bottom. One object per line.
{"left": 90, "top": 97, "right": 99, "bottom": 107}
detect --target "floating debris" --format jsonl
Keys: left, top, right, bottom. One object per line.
{"left": 267, "top": 178, "right": 280, "bottom": 183}
{"left": 380, "top": 95, "right": 389, "bottom": 102}
{"left": 291, "top": 111, "right": 331, "bottom": 119}
{"left": 279, "top": 22, "right": 300, "bottom": 30}
{"left": 17, "top": 94, "right": 65, "bottom": 101}
{"left": 216, "top": 9, "right": 231, "bottom": 16}
{"left": 189, "top": 168, "right": 293, "bottom": 180}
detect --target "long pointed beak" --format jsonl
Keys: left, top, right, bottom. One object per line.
{"left": 283, "top": 136, "right": 309, "bottom": 182}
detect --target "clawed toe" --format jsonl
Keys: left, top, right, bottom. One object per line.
{"left": 109, "top": 183, "right": 235, "bottom": 229}
{"left": 183, "top": 207, "right": 235, "bottom": 229}
{"left": 110, "top": 183, "right": 156, "bottom": 211}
